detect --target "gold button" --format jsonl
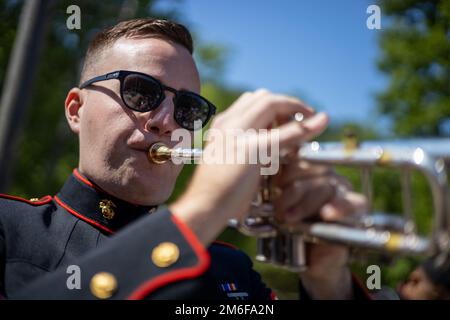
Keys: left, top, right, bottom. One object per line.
{"left": 151, "top": 242, "right": 180, "bottom": 267}
{"left": 99, "top": 199, "right": 116, "bottom": 220}
{"left": 29, "top": 198, "right": 40, "bottom": 202}
{"left": 90, "top": 272, "right": 117, "bottom": 299}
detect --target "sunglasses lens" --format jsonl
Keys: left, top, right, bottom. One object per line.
{"left": 122, "top": 74, "right": 163, "bottom": 112}
{"left": 174, "top": 93, "right": 212, "bottom": 130}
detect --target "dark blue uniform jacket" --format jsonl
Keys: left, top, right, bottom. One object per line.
{"left": 0, "top": 169, "right": 274, "bottom": 300}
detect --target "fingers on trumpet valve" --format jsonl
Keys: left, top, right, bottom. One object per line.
{"left": 278, "top": 160, "right": 335, "bottom": 187}
{"left": 319, "top": 188, "right": 369, "bottom": 222}
{"left": 273, "top": 177, "right": 338, "bottom": 223}
{"left": 271, "top": 172, "right": 364, "bottom": 225}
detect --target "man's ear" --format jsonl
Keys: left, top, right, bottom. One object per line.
{"left": 65, "top": 88, "right": 84, "bottom": 134}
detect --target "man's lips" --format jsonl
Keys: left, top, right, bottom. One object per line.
{"left": 128, "top": 139, "right": 178, "bottom": 151}
{"left": 128, "top": 142, "right": 175, "bottom": 165}
{"left": 129, "top": 144, "right": 152, "bottom": 152}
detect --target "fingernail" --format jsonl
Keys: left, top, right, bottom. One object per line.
{"left": 303, "top": 112, "right": 328, "bottom": 130}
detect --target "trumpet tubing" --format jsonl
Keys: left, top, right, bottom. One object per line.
{"left": 148, "top": 139, "right": 450, "bottom": 271}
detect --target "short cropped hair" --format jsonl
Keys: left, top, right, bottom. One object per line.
{"left": 80, "top": 18, "right": 193, "bottom": 83}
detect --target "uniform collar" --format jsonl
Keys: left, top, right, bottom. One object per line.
{"left": 55, "top": 169, "right": 157, "bottom": 234}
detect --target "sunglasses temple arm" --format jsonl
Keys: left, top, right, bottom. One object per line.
{"left": 79, "top": 71, "right": 121, "bottom": 89}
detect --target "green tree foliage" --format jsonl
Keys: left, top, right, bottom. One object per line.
{"left": 370, "top": 0, "right": 450, "bottom": 288}
{"left": 0, "top": 1, "right": 20, "bottom": 85}
{"left": 377, "top": 0, "right": 450, "bottom": 136}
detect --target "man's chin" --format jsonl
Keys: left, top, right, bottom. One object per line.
{"left": 137, "top": 192, "right": 171, "bottom": 206}
{"left": 121, "top": 176, "right": 175, "bottom": 205}
{"left": 115, "top": 186, "right": 171, "bottom": 205}
{"left": 105, "top": 157, "right": 179, "bottom": 204}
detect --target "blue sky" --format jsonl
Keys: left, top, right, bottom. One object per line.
{"left": 155, "top": 0, "right": 387, "bottom": 124}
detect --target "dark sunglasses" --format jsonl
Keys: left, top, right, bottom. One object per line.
{"left": 79, "top": 70, "right": 216, "bottom": 130}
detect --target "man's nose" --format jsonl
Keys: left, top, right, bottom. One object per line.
{"left": 143, "top": 95, "right": 178, "bottom": 136}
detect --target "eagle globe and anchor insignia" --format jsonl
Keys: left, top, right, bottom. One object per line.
{"left": 99, "top": 199, "right": 117, "bottom": 220}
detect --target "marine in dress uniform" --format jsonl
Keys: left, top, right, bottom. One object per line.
{"left": 0, "top": 169, "right": 275, "bottom": 300}
{"left": 0, "top": 15, "right": 375, "bottom": 300}
{"left": 0, "top": 169, "right": 371, "bottom": 300}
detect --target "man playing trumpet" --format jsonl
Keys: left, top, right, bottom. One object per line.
{"left": 0, "top": 18, "right": 368, "bottom": 300}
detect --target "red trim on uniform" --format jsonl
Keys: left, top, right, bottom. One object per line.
{"left": 0, "top": 194, "right": 52, "bottom": 206}
{"left": 213, "top": 240, "right": 238, "bottom": 250}
{"left": 54, "top": 195, "right": 114, "bottom": 234}
{"left": 351, "top": 273, "right": 372, "bottom": 300}
{"left": 72, "top": 169, "right": 95, "bottom": 188}
{"left": 127, "top": 214, "right": 211, "bottom": 300}
{"left": 72, "top": 168, "right": 147, "bottom": 207}
{"left": 72, "top": 168, "right": 119, "bottom": 201}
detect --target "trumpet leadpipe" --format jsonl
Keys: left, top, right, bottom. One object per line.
{"left": 148, "top": 139, "right": 450, "bottom": 165}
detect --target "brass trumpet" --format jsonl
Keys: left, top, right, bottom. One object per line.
{"left": 148, "top": 139, "right": 450, "bottom": 271}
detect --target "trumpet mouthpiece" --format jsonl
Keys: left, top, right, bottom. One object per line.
{"left": 148, "top": 142, "right": 171, "bottom": 164}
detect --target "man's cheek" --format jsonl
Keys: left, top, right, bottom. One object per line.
{"left": 80, "top": 112, "right": 100, "bottom": 141}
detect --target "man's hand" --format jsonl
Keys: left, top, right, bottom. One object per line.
{"left": 274, "top": 159, "right": 368, "bottom": 299}
{"left": 170, "top": 89, "right": 328, "bottom": 245}
{"left": 170, "top": 89, "right": 368, "bottom": 299}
